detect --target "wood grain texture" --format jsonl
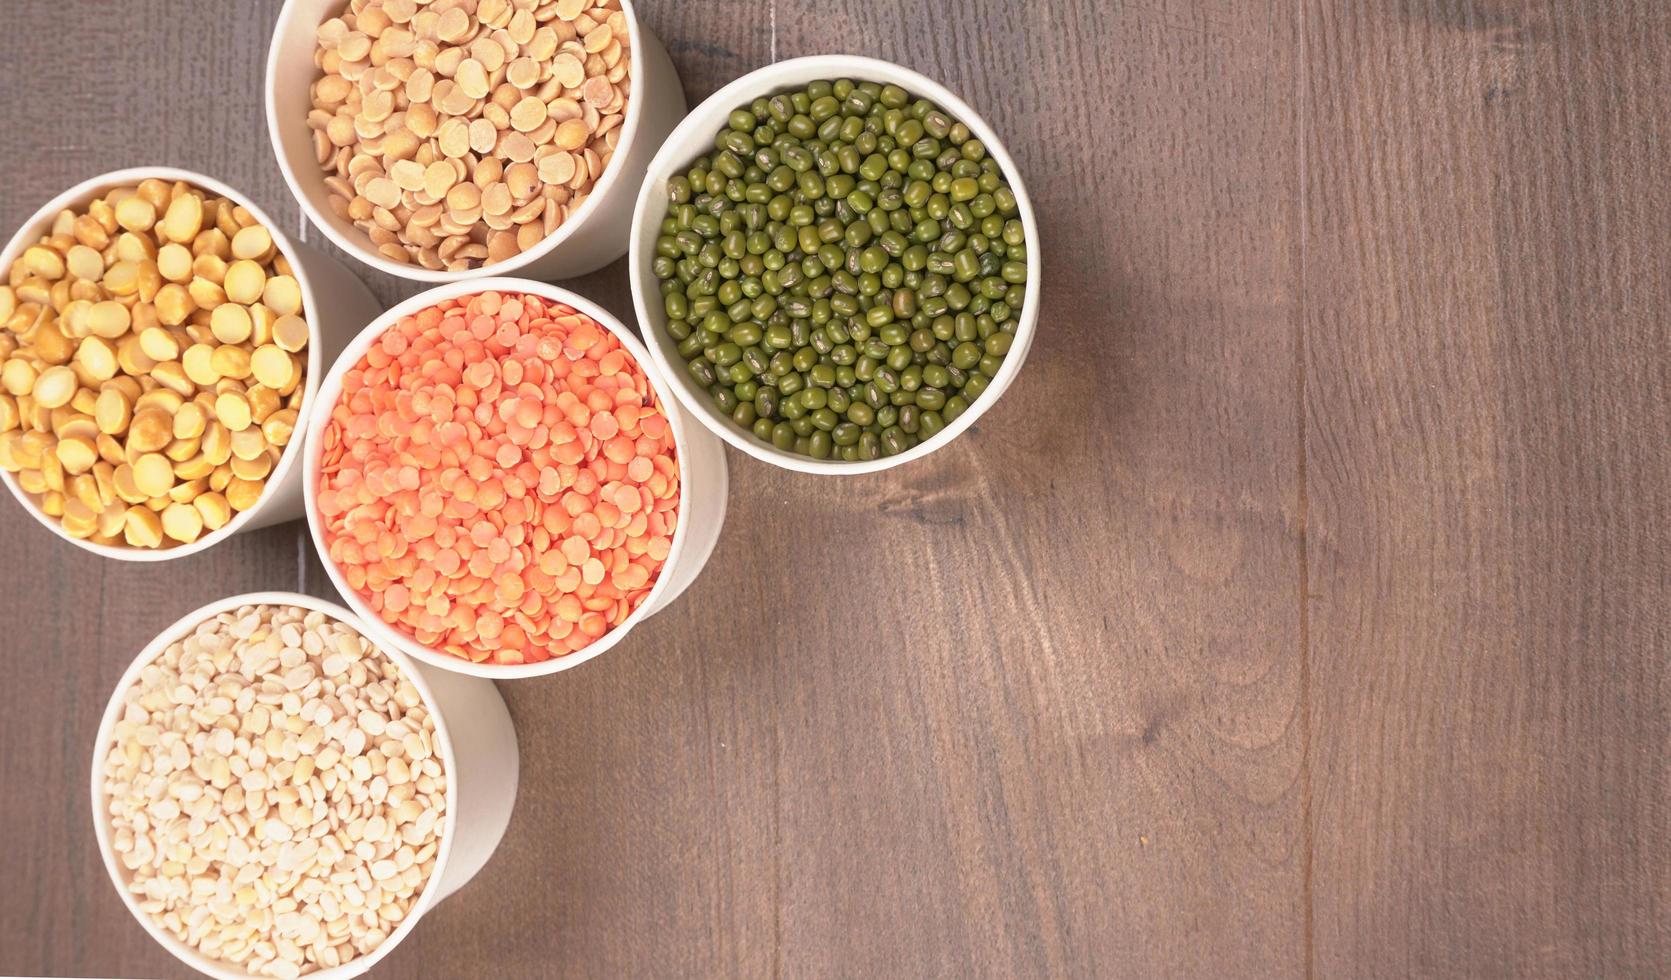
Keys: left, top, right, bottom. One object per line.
{"left": 0, "top": 0, "right": 1664, "bottom": 978}
{"left": 1301, "top": 1, "right": 1671, "bottom": 976}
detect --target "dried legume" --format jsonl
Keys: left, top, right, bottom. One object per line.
{"left": 100, "top": 603, "right": 445, "bottom": 979}
{"left": 317, "top": 290, "right": 679, "bottom": 665}
{"left": 651, "top": 79, "right": 1029, "bottom": 461}
{"left": 308, "top": 0, "right": 632, "bottom": 271}
{"left": 0, "top": 179, "right": 309, "bottom": 546}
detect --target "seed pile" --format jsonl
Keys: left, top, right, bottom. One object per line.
{"left": 101, "top": 604, "right": 446, "bottom": 979}
{"left": 0, "top": 178, "right": 309, "bottom": 546}
{"left": 309, "top": 0, "right": 632, "bottom": 271}
{"left": 651, "top": 79, "right": 1029, "bottom": 461}
{"left": 317, "top": 291, "right": 679, "bottom": 665}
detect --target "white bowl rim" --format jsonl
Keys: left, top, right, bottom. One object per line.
{"left": 265, "top": 0, "right": 654, "bottom": 283}
{"left": 629, "top": 53, "right": 1042, "bottom": 475}
{"left": 302, "top": 275, "right": 710, "bottom": 678}
{"left": 0, "top": 166, "right": 329, "bottom": 562}
{"left": 88, "top": 589, "right": 462, "bottom": 980}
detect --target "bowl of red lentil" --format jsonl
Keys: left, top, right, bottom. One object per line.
{"left": 302, "top": 278, "right": 728, "bottom": 678}
{"left": 265, "top": 0, "right": 687, "bottom": 281}
{"left": 90, "top": 591, "right": 519, "bottom": 979}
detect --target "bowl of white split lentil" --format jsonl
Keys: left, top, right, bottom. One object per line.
{"left": 0, "top": 167, "right": 379, "bottom": 560}
{"left": 90, "top": 592, "right": 519, "bottom": 979}
{"left": 265, "top": 0, "right": 688, "bottom": 281}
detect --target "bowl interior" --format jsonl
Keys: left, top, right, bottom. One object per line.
{"left": 267, "top": 0, "right": 651, "bottom": 283}
{"left": 0, "top": 167, "right": 324, "bottom": 561}
{"left": 629, "top": 55, "right": 1042, "bottom": 475}
{"left": 89, "top": 590, "right": 458, "bottom": 980}
{"left": 302, "top": 277, "right": 699, "bottom": 678}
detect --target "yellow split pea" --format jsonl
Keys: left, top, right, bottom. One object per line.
{"left": 0, "top": 178, "right": 311, "bottom": 548}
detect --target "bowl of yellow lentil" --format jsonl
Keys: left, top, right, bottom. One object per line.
{"left": 0, "top": 167, "right": 379, "bottom": 560}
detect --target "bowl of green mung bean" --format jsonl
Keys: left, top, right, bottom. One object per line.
{"left": 629, "top": 55, "right": 1038, "bottom": 473}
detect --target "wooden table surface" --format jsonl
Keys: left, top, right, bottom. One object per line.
{"left": 2, "top": 1, "right": 1667, "bottom": 977}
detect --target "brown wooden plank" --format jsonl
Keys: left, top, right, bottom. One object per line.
{"left": 1302, "top": 1, "right": 1671, "bottom": 975}
{"left": 734, "top": 2, "right": 1307, "bottom": 975}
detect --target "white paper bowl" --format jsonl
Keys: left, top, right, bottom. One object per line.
{"left": 0, "top": 167, "right": 380, "bottom": 561}
{"left": 629, "top": 55, "right": 1042, "bottom": 475}
{"left": 266, "top": 0, "right": 687, "bottom": 283}
{"left": 90, "top": 590, "right": 519, "bottom": 980}
{"left": 302, "top": 277, "right": 728, "bottom": 678}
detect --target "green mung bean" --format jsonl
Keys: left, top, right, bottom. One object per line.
{"left": 655, "top": 79, "right": 1027, "bottom": 460}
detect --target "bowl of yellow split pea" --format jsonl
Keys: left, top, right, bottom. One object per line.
{"left": 0, "top": 167, "right": 379, "bottom": 560}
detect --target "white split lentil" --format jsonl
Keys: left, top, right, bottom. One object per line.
{"left": 100, "top": 604, "right": 446, "bottom": 978}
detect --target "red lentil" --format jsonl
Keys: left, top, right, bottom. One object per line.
{"left": 317, "top": 291, "right": 678, "bottom": 665}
